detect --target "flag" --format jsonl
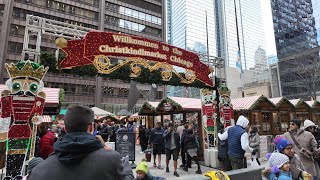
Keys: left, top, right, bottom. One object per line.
{"left": 235, "top": 50, "right": 243, "bottom": 73}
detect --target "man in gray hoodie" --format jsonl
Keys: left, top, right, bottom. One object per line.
{"left": 29, "top": 105, "right": 133, "bottom": 180}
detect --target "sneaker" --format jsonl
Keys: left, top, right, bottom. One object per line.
{"left": 174, "top": 172, "right": 180, "bottom": 177}
{"left": 153, "top": 163, "right": 157, "bottom": 167}
{"left": 140, "top": 151, "right": 144, "bottom": 154}
{"left": 180, "top": 164, "right": 185, "bottom": 168}
{"left": 183, "top": 167, "right": 188, "bottom": 172}
{"left": 196, "top": 169, "right": 202, "bottom": 174}
{"left": 157, "top": 165, "right": 164, "bottom": 170}
{"left": 166, "top": 167, "right": 169, "bottom": 173}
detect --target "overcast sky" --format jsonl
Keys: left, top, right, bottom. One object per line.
{"left": 261, "top": 0, "right": 277, "bottom": 56}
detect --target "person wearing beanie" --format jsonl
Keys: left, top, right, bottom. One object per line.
{"left": 218, "top": 115, "right": 254, "bottom": 170}
{"left": 135, "top": 160, "right": 165, "bottom": 180}
{"left": 267, "top": 153, "right": 292, "bottom": 180}
{"left": 268, "top": 137, "right": 307, "bottom": 180}
{"left": 283, "top": 119, "right": 320, "bottom": 179}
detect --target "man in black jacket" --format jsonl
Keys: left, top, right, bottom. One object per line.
{"left": 163, "top": 123, "right": 180, "bottom": 177}
{"left": 29, "top": 105, "right": 133, "bottom": 180}
{"left": 148, "top": 122, "right": 165, "bottom": 169}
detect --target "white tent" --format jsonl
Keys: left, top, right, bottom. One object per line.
{"left": 91, "top": 107, "right": 114, "bottom": 119}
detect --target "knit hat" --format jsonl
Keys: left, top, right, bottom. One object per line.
{"left": 275, "top": 138, "right": 292, "bottom": 152}
{"left": 290, "top": 119, "right": 301, "bottom": 127}
{"left": 268, "top": 153, "right": 289, "bottom": 169}
{"left": 303, "top": 119, "right": 318, "bottom": 129}
{"left": 136, "top": 160, "right": 148, "bottom": 175}
{"left": 28, "top": 157, "right": 44, "bottom": 173}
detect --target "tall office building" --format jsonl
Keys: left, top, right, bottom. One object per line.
{"left": 166, "top": 0, "right": 217, "bottom": 98}
{"left": 271, "top": 0, "right": 320, "bottom": 100}
{"left": 223, "top": 0, "right": 266, "bottom": 70}
{"left": 271, "top": 0, "right": 318, "bottom": 58}
{"left": 0, "top": 0, "right": 165, "bottom": 113}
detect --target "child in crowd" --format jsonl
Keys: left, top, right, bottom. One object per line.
{"left": 266, "top": 153, "right": 293, "bottom": 180}
{"left": 135, "top": 159, "right": 165, "bottom": 180}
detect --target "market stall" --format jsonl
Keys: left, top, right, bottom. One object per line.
{"left": 269, "top": 97, "right": 295, "bottom": 134}
{"left": 306, "top": 100, "right": 320, "bottom": 125}
{"left": 289, "top": 99, "right": 311, "bottom": 121}
{"left": 232, "top": 95, "right": 277, "bottom": 135}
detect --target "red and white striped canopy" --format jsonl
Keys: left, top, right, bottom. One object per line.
{"left": 269, "top": 97, "right": 283, "bottom": 106}
{"left": 231, "top": 95, "right": 262, "bottom": 110}
{"left": 0, "top": 84, "right": 59, "bottom": 105}
{"left": 289, "top": 99, "right": 301, "bottom": 107}
{"left": 42, "top": 115, "right": 52, "bottom": 123}
{"left": 168, "top": 96, "right": 201, "bottom": 110}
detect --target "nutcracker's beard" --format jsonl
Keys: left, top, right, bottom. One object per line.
{"left": 11, "top": 90, "right": 35, "bottom": 96}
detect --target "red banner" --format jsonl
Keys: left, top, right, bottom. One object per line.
{"left": 60, "top": 31, "right": 213, "bottom": 86}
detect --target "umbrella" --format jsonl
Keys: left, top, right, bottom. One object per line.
{"left": 117, "top": 109, "right": 133, "bottom": 116}
{"left": 91, "top": 107, "right": 114, "bottom": 119}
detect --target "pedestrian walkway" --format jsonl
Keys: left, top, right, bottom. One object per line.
{"left": 134, "top": 146, "right": 213, "bottom": 180}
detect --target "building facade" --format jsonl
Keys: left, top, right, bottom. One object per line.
{"left": 0, "top": 0, "right": 166, "bottom": 113}
{"left": 166, "top": 0, "right": 217, "bottom": 98}
{"left": 222, "top": 0, "right": 266, "bottom": 70}
{"left": 271, "top": 0, "right": 320, "bottom": 100}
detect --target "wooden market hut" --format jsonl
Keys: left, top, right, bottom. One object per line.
{"left": 305, "top": 100, "right": 320, "bottom": 125}
{"left": 289, "top": 99, "right": 311, "bottom": 121}
{"left": 232, "top": 95, "right": 277, "bottom": 135}
{"left": 269, "top": 97, "right": 295, "bottom": 134}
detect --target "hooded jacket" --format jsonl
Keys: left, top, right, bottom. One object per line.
{"left": 218, "top": 116, "right": 253, "bottom": 158}
{"left": 29, "top": 132, "right": 132, "bottom": 180}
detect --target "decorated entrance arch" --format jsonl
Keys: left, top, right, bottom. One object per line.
{"left": 57, "top": 31, "right": 214, "bottom": 88}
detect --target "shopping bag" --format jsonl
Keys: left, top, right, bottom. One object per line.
{"left": 144, "top": 148, "right": 152, "bottom": 162}
{"left": 250, "top": 155, "right": 259, "bottom": 167}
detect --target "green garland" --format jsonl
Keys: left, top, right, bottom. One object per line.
{"left": 156, "top": 97, "right": 183, "bottom": 111}
{"left": 40, "top": 51, "right": 217, "bottom": 89}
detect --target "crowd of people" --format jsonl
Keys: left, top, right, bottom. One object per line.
{"left": 10, "top": 106, "right": 320, "bottom": 180}
{"left": 217, "top": 115, "right": 320, "bottom": 180}
{"left": 142, "top": 120, "right": 203, "bottom": 177}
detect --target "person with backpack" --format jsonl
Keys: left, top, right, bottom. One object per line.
{"left": 148, "top": 122, "right": 165, "bottom": 169}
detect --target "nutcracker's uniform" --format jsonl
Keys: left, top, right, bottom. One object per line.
{"left": 0, "top": 61, "right": 48, "bottom": 178}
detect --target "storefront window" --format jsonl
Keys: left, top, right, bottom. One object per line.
{"left": 280, "top": 112, "right": 289, "bottom": 132}
{"left": 262, "top": 112, "right": 271, "bottom": 133}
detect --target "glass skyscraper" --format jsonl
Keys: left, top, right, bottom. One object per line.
{"left": 271, "top": 0, "right": 320, "bottom": 100}
{"left": 223, "top": 0, "right": 266, "bottom": 70}
{"left": 167, "top": 0, "right": 217, "bottom": 98}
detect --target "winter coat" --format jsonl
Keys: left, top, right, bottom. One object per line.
{"left": 39, "top": 131, "right": 55, "bottom": 159}
{"left": 163, "top": 130, "right": 180, "bottom": 150}
{"left": 277, "top": 171, "right": 293, "bottom": 180}
{"left": 249, "top": 132, "right": 260, "bottom": 158}
{"left": 284, "top": 129, "right": 320, "bottom": 176}
{"left": 184, "top": 130, "right": 197, "bottom": 150}
{"left": 29, "top": 132, "right": 133, "bottom": 180}
{"left": 218, "top": 137, "right": 228, "bottom": 159}
{"left": 290, "top": 154, "right": 305, "bottom": 180}
{"left": 148, "top": 127, "right": 164, "bottom": 145}
{"left": 139, "top": 128, "right": 148, "bottom": 145}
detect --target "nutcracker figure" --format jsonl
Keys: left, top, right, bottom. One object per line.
{"left": 0, "top": 61, "right": 48, "bottom": 179}
{"left": 201, "top": 89, "right": 217, "bottom": 147}
{"left": 218, "top": 84, "right": 234, "bottom": 128}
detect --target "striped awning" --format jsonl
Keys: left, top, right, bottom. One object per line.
{"left": 231, "top": 95, "right": 262, "bottom": 110}
{"left": 305, "top": 101, "right": 314, "bottom": 107}
{"left": 269, "top": 97, "right": 283, "bottom": 106}
{"left": 42, "top": 115, "right": 52, "bottom": 123}
{"left": 168, "top": 96, "right": 201, "bottom": 110}
{"left": 0, "top": 84, "right": 60, "bottom": 105}
{"left": 289, "top": 99, "right": 302, "bottom": 107}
